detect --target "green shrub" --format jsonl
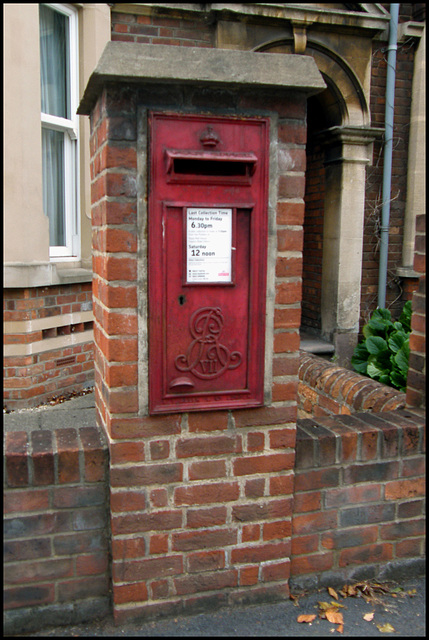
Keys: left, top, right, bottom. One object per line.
{"left": 351, "top": 301, "right": 412, "bottom": 393}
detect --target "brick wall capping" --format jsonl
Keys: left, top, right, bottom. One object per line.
{"left": 298, "top": 351, "right": 407, "bottom": 415}
{"left": 77, "top": 42, "right": 326, "bottom": 115}
{"left": 4, "top": 426, "right": 108, "bottom": 487}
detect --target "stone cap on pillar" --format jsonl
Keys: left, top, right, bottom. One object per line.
{"left": 77, "top": 41, "right": 326, "bottom": 115}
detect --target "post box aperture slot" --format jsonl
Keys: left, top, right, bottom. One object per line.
{"left": 184, "top": 207, "right": 237, "bottom": 286}
{"left": 166, "top": 150, "right": 257, "bottom": 184}
{"left": 175, "top": 159, "right": 247, "bottom": 176}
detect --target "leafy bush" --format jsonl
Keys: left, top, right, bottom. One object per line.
{"left": 351, "top": 301, "right": 412, "bottom": 392}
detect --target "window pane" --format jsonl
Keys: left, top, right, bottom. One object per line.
{"left": 39, "top": 5, "right": 69, "bottom": 118}
{"left": 42, "top": 128, "right": 65, "bottom": 246}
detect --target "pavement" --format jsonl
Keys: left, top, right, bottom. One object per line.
{"left": 4, "top": 392, "right": 426, "bottom": 637}
{"left": 15, "top": 575, "right": 426, "bottom": 637}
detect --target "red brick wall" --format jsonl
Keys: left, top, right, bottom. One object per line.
{"left": 298, "top": 352, "right": 406, "bottom": 419}
{"left": 4, "top": 411, "right": 425, "bottom": 633}
{"left": 3, "top": 284, "right": 94, "bottom": 410}
{"left": 111, "top": 10, "right": 214, "bottom": 47}
{"left": 292, "top": 407, "right": 426, "bottom": 588}
{"left": 302, "top": 142, "right": 324, "bottom": 332}
{"left": 3, "top": 427, "right": 109, "bottom": 635}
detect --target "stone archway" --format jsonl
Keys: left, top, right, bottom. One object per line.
{"left": 256, "top": 38, "right": 381, "bottom": 365}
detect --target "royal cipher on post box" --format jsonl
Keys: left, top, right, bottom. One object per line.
{"left": 148, "top": 113, "right": 269, "bottom": 414}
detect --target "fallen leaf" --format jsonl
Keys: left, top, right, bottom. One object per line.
{"left": 297, "top": 614, "right": 317, "bottom": 623}
{"left": 336, "top": 624, "right": 344, "bottom": 634}
{"left": 325, "top": 610, "right": 344, "bottom": 625}
{"left": 363, "top": 612, "right": 374, "bottom": 621}
{"left": 328, "top": 586, "right": 339, "bottom": 600}
{"left": 290, "top": 594, "right": 300, "bottom": 606}
{"left": 318, "top": 601, "right": 345, "bottom": 612}
{"left": 341, "top": 580, "right": 397, "bottom": 606}
{"left": 407, "top": 589, "right": 417, "bottom": 596}
{"left": 340, "top": 584, "right": 357, "bottom": 597}
{"left": 376, "top": 623, "right": 395, "bottom": 633}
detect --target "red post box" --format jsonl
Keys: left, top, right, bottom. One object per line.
{"left": 148, "top": 112, "right": 269, "bottom": 413}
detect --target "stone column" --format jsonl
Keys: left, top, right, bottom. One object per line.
{"left": 319, "top": 127, "right": 382, "bottom": 366}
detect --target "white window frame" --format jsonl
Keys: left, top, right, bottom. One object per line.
{"left": 40, "top": 3, "right": 80, "bottom": 259}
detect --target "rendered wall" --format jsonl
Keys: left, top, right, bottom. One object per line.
{"left": 4, "top": 3, "right": 49, "bottom": 264}
{"left": 3, "top": 4, "right": 110, "bottom": 410}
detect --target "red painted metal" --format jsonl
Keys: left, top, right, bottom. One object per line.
{"left": 148, "top": 112, "right": 269, "bottom": 414}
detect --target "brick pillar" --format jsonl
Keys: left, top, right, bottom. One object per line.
{"left": 89, "top": 86, "right": 305, "bottom": 623}
{"left": 82, "top": 41, "right": 324, "bottom": 624}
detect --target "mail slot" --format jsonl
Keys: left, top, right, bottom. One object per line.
{"left": 148, "top": 112, "right": 269, "bottom": 413}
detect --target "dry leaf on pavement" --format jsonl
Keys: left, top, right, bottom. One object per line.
{"left": 289, "top": 593, "right": 300, "bottom": 607}
{"left": 339, "top": 581, "right": 394, "bottom": 605}
{"left": 328, "top": 587, "right": 339, "bottom": 600}
{"left": 318, "top": 601, "right": 345, "bottom": 614}
{"left": 325, "top": 609, "right": 344, "bottom": 625}
{"left": 363, "top": 612, "right": 374, "bottom": 621}
{"left": 297, "top": 614, "right": 317, "bottom": 623}
{"left": 340, "top": 585, "right": 357, "bottom": 597}
{"left": 376, "top": 622, "right": 395, "bottom": 633}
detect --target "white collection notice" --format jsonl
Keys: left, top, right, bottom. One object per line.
{"left": 186, "top": 208, "right": 232, "bottom": 283}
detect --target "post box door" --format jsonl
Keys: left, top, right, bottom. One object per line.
{"left": 148, "top": 113, "right": 269, "bottom": 414}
